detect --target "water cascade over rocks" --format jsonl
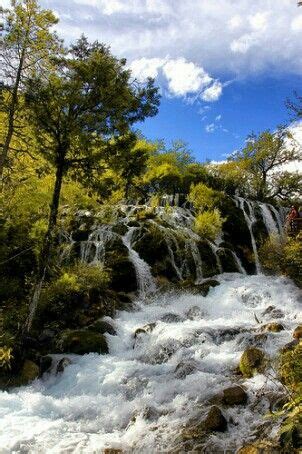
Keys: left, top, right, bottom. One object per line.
{"left": 1, "top": 197, "right": 296, "bottom": 452}
{"left": 0, "top": 275, "right": 301, "bottom": 452}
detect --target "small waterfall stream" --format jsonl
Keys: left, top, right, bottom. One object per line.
{"left": 122, "top": 228, "right": 157, "bottom": 298}
{"left": 259, "top": 203, "right": 280, "bottom": 236}
{"left": 236, "top": 197, "right": 262, "bottom": 274}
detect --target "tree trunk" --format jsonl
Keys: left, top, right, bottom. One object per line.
{"left": 25, "top": 156, "right": 65, "bottom": 332}
{"left": 0, "top": 47, "right": 26, "bottom": 180}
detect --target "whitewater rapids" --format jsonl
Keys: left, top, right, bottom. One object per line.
{"left": 0, "top": 274, "right": 301, "bottom": 453}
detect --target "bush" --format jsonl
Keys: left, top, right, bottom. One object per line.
{"left": 187, "top": 183, "right": 222, "bottom": 211}
{"left": 259, "top": 235, "right": 302, "bottom": 288}
{"left": 194, "top": 210, "right": 225, "bottom": 241}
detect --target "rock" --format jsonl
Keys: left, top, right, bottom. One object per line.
{"left": 103, "top": 449, "right": 123, "bottom": 454}
{"left": 58, "top": 330, "right": 108, "bottom": 355}
{"left": 239, "top": 347, "right": 266, "bottom": 378}
{"left": 186, "top": 306, "right": 204, "bottom": 320}
{"left": 281, "top": 339, "right": 299, "bottom": 353}
{"left": 56, "top": 357, "right": 72, "bottom": 374}
{"left": 237, "top": 440, "right": 282, "bottom": 453}
{"left": 20, "top": 360, "right": 40, "bottom": 384}
{"left": 39, "top": 355, "right": 53, "bottom": 376}
{"left": 88, "top": 320, "right": 117, "bottom": 336}
{"left": 160, "top": 313, "right": 184, "bottom": 323}
{"left": 217, "top": 248, "right": 238, "bottom": 273}
{"left": 260, "top": 323, "right": 285, "bottom": 333}
{"left": 222, "top": 385, "right": 248, "bottom": 405}
{"left": 194, "top": 279, "right": 220, "bottom": 296}
{"left": 174, "top": 361, "right": 197, "bottom": 379}
{"left": 202, "top": 406, "right": 227, "bottom": 432}
{"left": 293, "top": 325, "right": 302, "bottom": 340}
{"left": 134, "top": 323, "right": 156, "bottom": 338}
{"left": 261, "top": 305, "right": 284, "bottom": 319}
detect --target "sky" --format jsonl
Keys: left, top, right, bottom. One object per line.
{"left": 3, "top": 0, "right": 302, "bottom": 162}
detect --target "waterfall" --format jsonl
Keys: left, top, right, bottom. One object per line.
{"left": 259, "top": 203, "right": 280, "bottom": 236}
{"left": 122, "top": 227, "right": 157, "bottom": 298}
{"left": 208, "top": 241, "right": 223, "bottom": 274}
{"left": 270, "top": 205, "right": 285, "bottom": 237}
{"left": 236, "top": 197, "right": 262, "bottom": 274}
{"left": 80, "top": 226, "right": 116, "bottom": 265}
{"left": 230, "top": 250, "right": 247, "bottom": 274}
{"left": 2, "top": 275, "right": 301, "bottom": 452}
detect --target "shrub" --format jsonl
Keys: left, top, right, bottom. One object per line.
{"left": 259, "top": 235, "right": 302, "bottom": 288}
{"left": 187, "top": 183, "right": 222, "bottom": 211}
{"left": 193, "top": 209, "right": 225, "bottom": 241}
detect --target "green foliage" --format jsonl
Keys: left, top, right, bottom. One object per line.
{"left": 193, "top": 210, "right": 224, "bottom": 241}
{"left": 279, "top": 342, "right": 302, "bottom": 393}
{"left": 259, "top": 235, "right": 302, "bottom": 287}
{"left": 188, "top": 183, "right": 223, "bottom": 211}
{"left": 45, "top": 262, "right": 110, "bottom": 300}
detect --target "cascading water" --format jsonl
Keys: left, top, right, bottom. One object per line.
{"left": 1, "top": 274, "right": 301, "bottom": 452}
{"left": 235, "top": 197, "right": 262, "bottom": 274}
{"left": 122, "top": 228, "right": 157, "bottom": 298}
{"left": 259, "top": 203, "right": 280, "bottom": 236}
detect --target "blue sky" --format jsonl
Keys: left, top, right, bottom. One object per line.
{"left": 4, "top": 0, "right": 302, "bottom": 162}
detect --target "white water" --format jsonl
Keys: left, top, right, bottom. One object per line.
{"left": 259, "top": 203, "right": 280, "bottom": 237}
{"left": 1, "top": 275, "right": 301, "bottom": 453}
{"left": 122, "top": 228, "right": 157, "bottom": 298}
{"left": 236, "top": 197, "right": 262, "bottom": 274}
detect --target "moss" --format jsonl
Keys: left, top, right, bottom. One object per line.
{"left": 239, "top": 347, "right": 266, "bottom": 378}
{"left": 57, "top": 329, "right": 108, "bottom": 354}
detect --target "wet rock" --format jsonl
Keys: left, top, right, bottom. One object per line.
{"left": 39, "top": 355, "right": 53, "bottom": 376}
{"left": 237, "top": 440, "right": 283, "bottom": 453}
{"left": 293, "top": 325, "right": 302, "bottom": 340}
{"left": 202, "top": 406, "right": 227, "bottom": 432}
{"left": 186, "top": 305, "right": 204, "bottom": 320}
{"left": 20, "top": 360, "right": 40, "bottom": 384}
{"left": 260, "top": 322, "right": 285, "bottom": 333}
{"left": 217, "top": 248, "right": 238, "bottom": 273}
{"left": 261, "top": 305, "right": 284, "bottom": 319}
{"left": 58, "top": 329, "right": 108, "bottom": 355}
{"left": 194, "top": 279, "right": 220, "bottom": 297}
{"left": 197, "top": 241, "right": 220, "bottom": 277}
{"left": 103, "top": 449, "right": 123, "bottom": 454}
{"left": 88, "top": 320, "right": 117, "bottom": 336}
{"left": 222, "top": 385, "right": 248, "bottom": 405}
{"left": 174, "top": 360, "right": 198, "bottom": 379}
{"left": 160, "top": 313, "right": 184, "bottom": 323}
{"left": 56, "top": 357, "right": 72, "bottom": 374}
{"left": 281, "top": 339, "right": 299, "bottom": 353}
{"left": 111, "top": 223, "right": 128, "bottom": 236}
{"left": 134, "top": 322, "right": 156, "bottom": 338}
{"left": 239, "top": 347, "right": 266, "bottom": 378}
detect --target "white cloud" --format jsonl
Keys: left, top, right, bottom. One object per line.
{"left": 40, "top": 0, "right": 302, "bottom": 77}
{"left": 130, "top": 57, "right": 223, "bottom": 101}
{"left": 201, "top": 81, "right": 223, "bottom": 102}
{"left": 215, "top": 115, "right": 222, "bottom": 122}
{"left": 205, "top": 123, "right": 216, "bottom": 133}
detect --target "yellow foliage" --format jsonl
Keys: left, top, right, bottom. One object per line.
{"left": 193, "top": 209, "right": 225, "bottom": 240}
{"left": 187, "top": 183, "right": 222, "bottom": 211}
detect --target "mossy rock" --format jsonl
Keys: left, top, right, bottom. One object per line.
{"left": 107, "top": 256, "right": 137, "bottom": 293}
{"left": 293, "top": 325, "right": 302, "bottom": 340}
{"left": 197, "top": 240, "right": 220, "bottom": 278}
{"left": 238, "top": 440, "right": 283, "bottom": 454}
{"left": 260, "top": 322, "right": 285, "bottom": 333}
{"left": 202, "top": 406, "right": 227, "bottom": 432}
{"left": 87, "top": 320, "right": 117, "bottom": 336}
{"left": 193, "top": 279, "right": 220, "bottom": 296}
{"left": 239, "top": 347, "right": 266, "bottom": 378}
{"left": 58, "top": 329, "right": 108, "bottom": 355}
{"left": 20, "top": 359, "right": 40, "bottom": 385}
{"left": 222, "top": 385, "right": 248, "bottom": 405}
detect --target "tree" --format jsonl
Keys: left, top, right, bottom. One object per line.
{"left": 24, "top": 37, "right": 160, "bottom": 329}
{"left": 0, "top": 0, "right": 61, "bottom": 180}
{"left": 231, "top": 127, "right": 301, "bottom": 202}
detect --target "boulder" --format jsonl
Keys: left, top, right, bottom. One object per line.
{"left": 202, "top": 406, "right": 227, "bottom": 432}
{"left": 239, "top": 347, "right": 266, "bottom": 378}
{"left": 174, "top": 361, "right": 197, "bottom": 379}
{"left": 261, "top": 305, "right": 284, "bottom": 319}
{"left": 20, "top": 360, "right": 40, "bottom": 384}
{"left": 134, "top": 323, "right": 156, "bottom": 338}
{"left": 260, "top": 323, "right": 285, "bottom": 333}
{"left": 88, "top": 320, "right": 117, "bottom": 336}
{"left": 222, "top": 385, "right": 248, "bottom": 405}
{"left": 58, "top": 329, "right": 108, "bottom": 355}
{"left": 186, "top": 305, "right": 204, "bottom": 320}
{"left": 39, "top": 355, "right": 53, "bottom": 376}
{"left": 281, "top": 339, "right": 299, "bottom": 353}
{"left": 193, "top": 279, "right": 220, "bottom": 297}
{"left": 56, "top": 357, "right": 72, "bottom": 374}
{"left": 237, "top": 440, "right": 283, "bottom": 454}
{"left": 293, "top": 325, "right": 302, "bottom": 340}
{"left": 160, "top": 313, "right": 184, "bottom": 323}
